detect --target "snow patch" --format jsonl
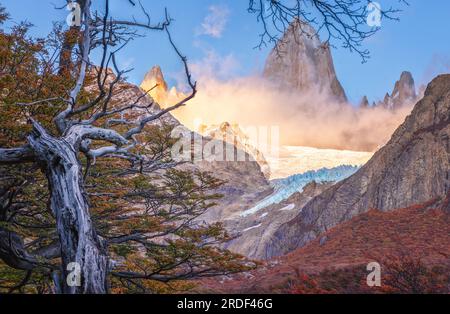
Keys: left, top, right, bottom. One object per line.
{"left": 279, "top": 203, "right": 295, "bottom": 211}
{"left": 242, "top": 223, "right": 262, "bottom": 232}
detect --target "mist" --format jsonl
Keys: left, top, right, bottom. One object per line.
{"left": 168, "top": 71, "right": 413, "bottom": 152}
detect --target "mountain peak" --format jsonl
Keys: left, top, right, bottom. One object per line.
{"left": 263, "top": 20, "right": 347, "bottom": 103}
{"left": 391, "top": 70, "right": 416, "bottom": 106}
{"left": 424, "top": 73, "right": 450, "bottom": 96}
{"left": 359, "top": 95, "right": 369, "bottom": 108}
{"left": 399, "top": 71, "right": 415, "bottom": 84}
{"left": 370, "top": 71, "right": 417, "bottom": 110}
{"left": 144, "top": 65, "right": 166, "bottom": 85}
{"left": 140, "top": 65, "right": 169, "bottom": 104}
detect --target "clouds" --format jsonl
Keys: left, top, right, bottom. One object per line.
{"left": 167, "top": 51, "right": 414, "bottom": 152}
{"left": 190, "top": 49, "right": 239, "bottom": 81}
{"left": 421, "top": 54, "right": 450, "bottom": 86}
{"left": 196, "top": 5, "right": 230, "bottom": 38}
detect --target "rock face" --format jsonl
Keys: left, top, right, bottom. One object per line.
{"left": 139, "top": 65, "right": 187, "bottom": 107}
{"left": 140, "top": 65, "right": 168, "bottom": 105}
{"left": 190, "top": 134, "right": 271, "bottom": 223}
{"left": 359, "top": 96, "right": 369, "bottom": 109}
{"left": 87, "top": 66, "right": 178, "bottom": 127}
{"left": 200, "top": 122, "right": 271, "bottom": 178}
{"left": 267, "top": 74, "right": 450, "bottom": 258}
{"left": 194, "top": 158, "right": 271, "bottom": 223}
{"left": 363, "top": 71, "right": 418, "bottom": 110}
{"left": 263, "top": 19, "right": 347, "bottom": 103}
{"left": 390, "top": 71, "right": 417, "bottom": 108}
{"left": 223, "top": 181, "right": 333, "bottom": 260}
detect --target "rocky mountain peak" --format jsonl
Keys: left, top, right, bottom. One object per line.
{"left": 263, "top": 19, "right": 347, "bottom": 103}
{"left": 370, "top": 71, "right": 417, "bottom": 110}
{"left": 392, "top": 71, "right": 416, "bottom": 104}
{"left": 140, "top": 65, "right": 169, "bottom": 104}
{"left": 359, "top": 95, "right": 369, "bottom": 108}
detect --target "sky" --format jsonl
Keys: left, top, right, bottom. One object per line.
{"left": 2, "top": 0, "right": 450, "bottom": 105}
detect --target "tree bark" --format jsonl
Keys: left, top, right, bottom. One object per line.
{"left": 28, "top": 122, "right": 108, "bottom": 294}
{"left": 0, "top": 227, "right": 39, "bottom": 271}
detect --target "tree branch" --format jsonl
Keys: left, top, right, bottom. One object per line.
{"left": 0, "top": 146, "right": 35, "bottom": 164}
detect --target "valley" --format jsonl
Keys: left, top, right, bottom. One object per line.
{"left": 0, "top": 0, "right": 448, "bottom": 296}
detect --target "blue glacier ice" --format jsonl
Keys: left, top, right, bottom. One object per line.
{"left": 240, "top": 165, "right": 359, "bottom": 217}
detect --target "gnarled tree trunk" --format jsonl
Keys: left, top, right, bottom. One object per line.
{"left": 28, "top": 122, "right": 108, "bottom": 294}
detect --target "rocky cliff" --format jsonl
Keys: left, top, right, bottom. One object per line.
{"left": 362, "top": 71, "right": 418, "bottom": 110}
{"left": 139, "top": 65, "right": 168, "bottom": 104}
{"left": 390, "top": 71, "right": 417, "bottom": 108}
{"left": 140, "top": 65, "right": 185, "bottom": 106}
{"left": 223, "top": 181, "right": 333, "bottom": 259}
{"left": 267, "top": 74, "right": 450, "bottom": 258}
{"left": 200, "top": 122, "right": 271, "bottom": 179}
{"left": 263, "top": 19, "right": 347, "bottom": 103}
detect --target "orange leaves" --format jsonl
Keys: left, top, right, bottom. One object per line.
{"left": 288, "top": 271, "right": 330, "bottom": 294}
{"left": 0, "top": 19, "right": 72, "bottom": 145}
{"left": 374, "top": 253, "right": 449, "bottom": 294}
{"left": 119, "top": 215, "right": 167, "bottom": 235}
{"left": 203, "top": 197, "right": 450, "bottom": 293}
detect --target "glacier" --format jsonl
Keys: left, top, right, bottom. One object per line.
{"left": 240, "top": 165, "right": 359, "bottom": 217}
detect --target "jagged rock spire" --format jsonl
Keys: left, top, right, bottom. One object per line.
{"left": 263, "top": 19, "right": 347, "bottom": 103}
{"left": 371, "top": 71, "right": 417, "bottom": 110}
{"left": 140, "top": 65, "right": 169, "bottom": 104}
{"left": 359, "top": 95, "right": 369, "bottom": 108}
{"left": 391, "top": 71, "right": 416, "bottom": 108}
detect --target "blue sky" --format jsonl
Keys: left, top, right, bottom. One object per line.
{"left": 2, "top": 0, "right": 450, "bottom": 104}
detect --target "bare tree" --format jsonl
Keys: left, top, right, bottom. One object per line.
{"left": 0, "top": 0, "right": 196, "bottom": 293}
{"left": 248, "top": 0, "right": 406, "bottom": 61}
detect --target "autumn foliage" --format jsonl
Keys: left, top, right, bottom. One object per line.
{"left": 0, "top": 6, "right": 254, "bottom": 293}
{"left": 202, "top": 198, "right": 450, "bottom": 294}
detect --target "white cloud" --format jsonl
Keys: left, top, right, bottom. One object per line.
{"left": 197, "top": 5, "right": 230, "bottom": 38}
{"left": 190, "top": 49, "right": 239, "bottom": 80}
{"left": 421, "top": 54, "right": 450, "bottom": 85}
{"left": 171, "top": 49, "right": 239, "bottom": 93}
{"left": 170, "top": 53, "right": 414, "bottom": 152}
